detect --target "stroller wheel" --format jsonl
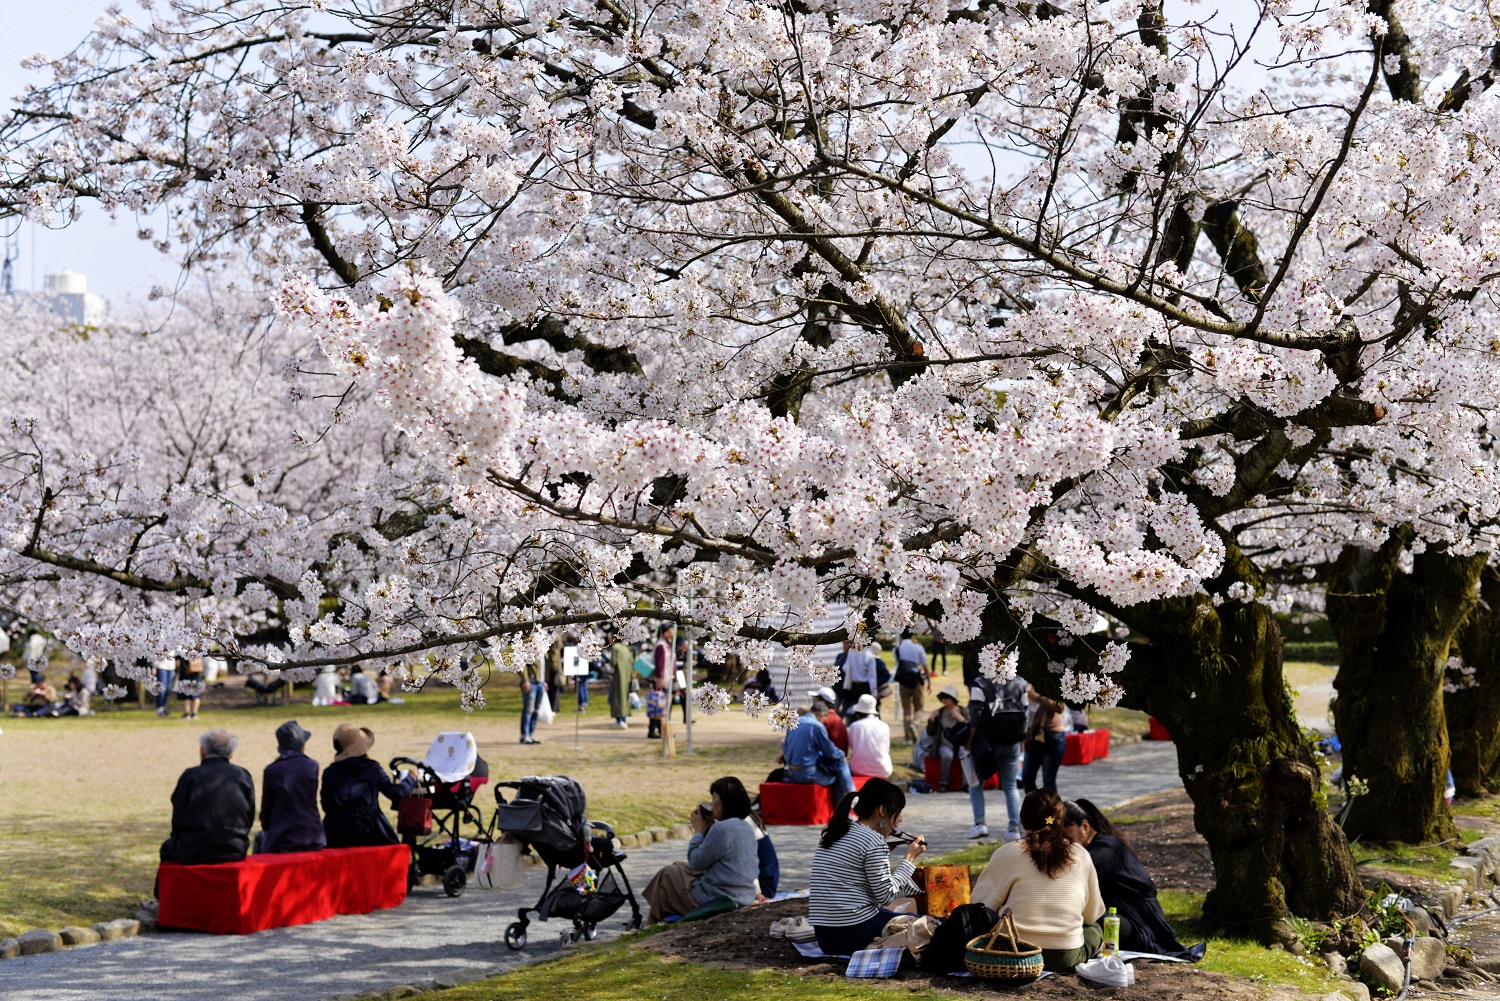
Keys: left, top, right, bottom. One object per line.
{"left": 581, "top": 921, "right": 598, "bottom": 941}
{"left": 443, "top": 865, "right": 467, "bottom": 897}
{"left": 504, "top": 922, "right": 527, "bottom": 951}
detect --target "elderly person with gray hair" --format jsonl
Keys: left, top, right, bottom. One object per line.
{"left": 159, "top": 729, "right": 256, "bottom": 865}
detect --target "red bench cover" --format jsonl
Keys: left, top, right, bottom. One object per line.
{"left": 1146, "top": 717, "right": 1172, "bottom": 741}
{"left": 850, "top": 774, "right": 875, "bottom": 791}
{"left": 921, "top": 757, "right": 1000, "bottom": 790}
{"left": 157, "top": 844, "right": 409, "bottom": 935}
{"left": 1061, "top": 729, "right": 1111, "bottom": 766}
{"left": 759, "top": 781, "right": 834, "bottom": 825}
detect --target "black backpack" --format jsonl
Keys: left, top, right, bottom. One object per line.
{"left": 919, "top": 903, "right": 999, "bottom": 973}
{"left": 975, "top": 676, "right": 1029, "bottom": 746}
{"left": 895, "top": 658, "right": 924, "bottom": 688}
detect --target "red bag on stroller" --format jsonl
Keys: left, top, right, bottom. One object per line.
{"left": 397, "top": 796, "right": 433, "bottom": 837}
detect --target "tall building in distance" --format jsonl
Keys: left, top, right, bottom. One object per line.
{"left": 41, "top": 270, "right": 108, "bottom": 327}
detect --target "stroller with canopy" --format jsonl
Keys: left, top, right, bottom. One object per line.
{"left": 390, "top": 732, "right": 490, "bottom": 897}
{"left": 489, "top": 775, "right": 642, "bottom": 949}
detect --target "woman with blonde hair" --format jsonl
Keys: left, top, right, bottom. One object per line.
{"left": 971, "top": 789, "right": 1105, "bottom": 972}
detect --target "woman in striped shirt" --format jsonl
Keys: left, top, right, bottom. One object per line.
{"left": 808, "top": 778, "right": 927, "bottom": 955}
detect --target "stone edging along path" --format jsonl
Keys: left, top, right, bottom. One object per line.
{"left": 0, "top": 919, "right": 143, "bottom": 959}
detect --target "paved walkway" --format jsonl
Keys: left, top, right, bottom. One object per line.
{"left": 1, "top": 741, "right": 1183, "bottom": 1001}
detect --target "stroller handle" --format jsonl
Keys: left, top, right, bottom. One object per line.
{"left": 388, "top": 756, "right": 439, "bottom": 783}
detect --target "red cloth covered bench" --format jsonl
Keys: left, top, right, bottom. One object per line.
{"left": 922, "top": 757, "right": 1000, "bottom": 790}
{"left": 759, "top": 781, "right": 835, "bottom": 825}
{"left": 1146, "top": 717, "right": 1172, "bottom": 741}
{"left": 1061, "top": 729, "right": 1111, "bottom": 766}
{"left": 851, "top": 774, "right": 876, "bottom": 791}
{"left": 157, "top": 844, "right": 409, "bottom": 935}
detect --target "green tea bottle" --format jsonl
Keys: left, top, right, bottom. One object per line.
{"left": 1102, "top": 907, "right": 1120, "bottom": 956}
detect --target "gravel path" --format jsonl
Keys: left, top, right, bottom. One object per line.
{"left": 1, "top": 740, "right": 1183, "bottom": 1001}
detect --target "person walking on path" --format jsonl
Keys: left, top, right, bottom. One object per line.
{"left": 648, "top": 624, "right": 675, "bottom": 740}
{"left": 608, "top": 631, "right": 633, "bottom": 729}
{"left": 1023, "top": 686, "right": 1068, "bottom": 794}
{"left": 258, "top": 720, "right": 324, "bottom": 854}
{"left": 519, "top": 658, "right": 546, "bottom": 745}
{"left": 154, "top": 656, "right": 176, "bottom": 717}
{"left": 894, "top": 629, "right": 930, "bottom": 743}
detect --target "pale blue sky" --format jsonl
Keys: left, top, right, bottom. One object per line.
{"left": 0, "top": 1, "right": 176, "bottom": 300}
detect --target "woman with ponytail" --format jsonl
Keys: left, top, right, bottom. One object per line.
{"left": 971, "top": 789, "right": 1105, "bottom": 972}
{"left": 808, "top": 777, "right": 927, "bottom": 956}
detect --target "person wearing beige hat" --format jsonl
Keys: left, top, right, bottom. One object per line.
{"left": 320, "top": 722, "right": 416, "bottom": 847}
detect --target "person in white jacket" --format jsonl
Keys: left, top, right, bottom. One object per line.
{"left": 846, "top": 694, "right": 893, "bottom": 778}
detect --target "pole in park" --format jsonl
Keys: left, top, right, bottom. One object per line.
{"left": 683, "top": 619, "right": 694, "bottom": 755}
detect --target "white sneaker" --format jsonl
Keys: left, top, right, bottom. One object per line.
{"left": 968, "top": 824, "right": 989, "bottom": 839}
{"left": 1004, "top": 825, "right": 1022, "bottom": 842}
{"left": 784, "top": 917, "right": 817, "bottom": 942}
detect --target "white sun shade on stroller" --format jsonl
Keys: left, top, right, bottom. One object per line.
{"left": 422, "top": 732, "right": 479, "bottom": 783}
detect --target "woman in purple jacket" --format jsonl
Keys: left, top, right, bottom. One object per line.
{"left": 258, "top": 720, "right": 326, "bottom": 853}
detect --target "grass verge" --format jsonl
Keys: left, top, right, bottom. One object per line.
{"left": 1157, "top": 890, "right": 1342, "bottom": 995}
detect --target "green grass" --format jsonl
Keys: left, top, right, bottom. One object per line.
{"left": 1158, "top": 890, "right": 1342, "bottom": 994}
{"left": 423, "top": 941, "right": 955, "bottom": 1001}
{"left": 1349, "top": 839, "right": 1466, "bottom": 882}
{"left": 1090, "top": 707, "right": 1151, "bottom": 742}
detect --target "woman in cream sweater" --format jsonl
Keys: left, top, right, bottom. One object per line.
{"left": 970, "top": 789, "right": 1105, "bottom": 972}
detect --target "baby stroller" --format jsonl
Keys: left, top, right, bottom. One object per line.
{"left": 390, "top": 732, "right": 490, "bottom": 897}
{"left": 489, "top": 775, "right": 642, "bottom": 949}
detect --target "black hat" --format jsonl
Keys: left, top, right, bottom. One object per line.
{"left": 275, "top": 720, "right": 312, "bottom": 751}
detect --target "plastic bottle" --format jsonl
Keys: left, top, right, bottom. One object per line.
{"left": 1102, "top": 907, "right": 1120, "bottom": 956}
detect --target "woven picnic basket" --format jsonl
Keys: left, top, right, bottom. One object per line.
{"left": 964, "top": 911, "right": 1043, "bottom": 980}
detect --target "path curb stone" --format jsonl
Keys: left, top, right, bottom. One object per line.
{"left": 16, "top": 929, "right": 62, "bottom": 956}
{"left": 0, "top": 938, "right": 18, "bottom": 960}
{"left": 59, "top": 926, "right": 101, "bottom": 946}
{"left": 1359, "top": 942, "right": 1404, "bottom": 995}
{"left": 93, "top": 918, "right": 140, "bottom": 941}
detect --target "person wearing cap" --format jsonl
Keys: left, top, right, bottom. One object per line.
{"left": 925, "top": 686, "right": 970, "bottom": 793}
{"left": 808, "top": 688, "right": 848, "bottom": 753}
{"left": 321, "top": 722, "right": 416, "bottom": 848}
{"left": 257, "top": 721, "right": 325, "bottom": 854}
{"left": 847, "top": 694, "right": 893, "bottom": 778}
{"left": 160, "top": 729, "right": 256, "bottom": 865}
{"left": 775, "top": 698, "right": 854, "bottom": 806}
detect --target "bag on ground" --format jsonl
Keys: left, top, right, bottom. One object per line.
{"left": 918, "top": 903, "right": 999, "bottom": 973}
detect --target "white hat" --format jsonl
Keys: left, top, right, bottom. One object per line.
{"left": 853, "top": 693, "right": 878, "bottom": 715}
{"left": 808, "top": 687, "right": 838, "bottom": 706}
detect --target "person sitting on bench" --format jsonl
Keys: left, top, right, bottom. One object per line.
{"left": 160, "top": 729, "right": 256, "bottom": 865}
{"left": 258, "top": 720, "right": 325, "bottom": 854}
{"left": 321, "top": 723, "right": 415, "bottom": 847}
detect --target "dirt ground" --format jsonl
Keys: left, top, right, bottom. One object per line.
{"left": 643, "top": 898, "right": 1309, "bottom": 1001}
{"left": 1107, "top": 788, "right": 1216, "bottom": 895}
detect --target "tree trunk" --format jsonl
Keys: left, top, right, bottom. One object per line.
{"left": 1449, "top": 565, "right": 1500, "bottom": 797}
{"left": 1327, "top": 536, "right": 1481, "bottom": 842}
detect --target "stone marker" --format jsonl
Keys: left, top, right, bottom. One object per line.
{"left": 59, "top": 925, "right": 101, "bottom": 946}
{"left": 16, "top": 928, "right": 63, "bottom": 956}
{"left": 1408, "top": 936, "right": 1446, "bottom": 982}
{"left": 1359, "top": 942, "right": 1405, "bottom": 996}
{"left": 0, "top": 938, "right": 18, "bottom": 960}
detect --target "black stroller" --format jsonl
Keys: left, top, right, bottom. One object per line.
{"left": 490, "top": 775, "right": 643, "bottom": 949}
{"left": 391, "top": 733, "right": 490, "bottom": 897}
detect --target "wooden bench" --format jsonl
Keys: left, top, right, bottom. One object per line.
{"left": 157, "top": 844, "right": 409, "bottom": 934}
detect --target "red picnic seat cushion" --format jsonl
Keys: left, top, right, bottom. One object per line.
{"left": 157, "top": 844, "right": 409, "bottom": 935}
{"left": 922, "top": 757, "right": 1001, "bottom": 790}
{"left": 1062, "top": 728, "right": 1111, "bottom": 766}
{"left": 759, "top": 781, "right": 835, "bottom": 826}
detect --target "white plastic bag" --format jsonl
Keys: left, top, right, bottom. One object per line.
{"left": 536, "top": 695, "right": 556, "bottom": 726}
{"left": 1075, "top": 954, "right": 1135, "bottom": 988}
{"left": 474, "top": 837, "right": 526, "bottom": 890}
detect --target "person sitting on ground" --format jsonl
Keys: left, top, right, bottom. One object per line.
{"left": 312, "top": 667, "right": 342, "bottom": 706}
{"left": 258, "top": 720, "right": 325, "bottom": 854}
{"left": 774, "top": 697, "right": 854, "bottom": 805}
{"left": 846, "top": 694, "right": 893, "bottom": 778}
{"left": 55, "top": 675, "right": 92, "bottom": 717}
{"left": 809, "top": 778, "right": 926, "bottom": 956}
{"left": 925, "top": 686, "right": 969, "bottom": 791}
{"left": 320, "top": 722, "right": 416, "bottom": 847}
{"left": 809, "top": 688, "right": 848, "bottom": 752}
{"left": 244, "top": 669, "right": 283, "bottom": 704}
{"left": 160, "top": 729, "right": 256, "bottom": 865}
{"left": 1064, "top": 799, "right": 1202, "bottom": 959}
{"left": 971, "top": 789, "right": 1105, "bottom": 973}
{"left": 643, "top": 776, "right": 761, "bottom": 923}
{"left": 11, "top": 675, "right": 57, "bottom": 716}
{"left": 348, "top": 665, "right": 381, "bottom": 705}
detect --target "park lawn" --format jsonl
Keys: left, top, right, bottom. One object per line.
{"left": 0, "top": 683, "right": 782, "bottom": 937}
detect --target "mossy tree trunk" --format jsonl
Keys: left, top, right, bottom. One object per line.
{"left": 1449, "top": 565, "right": 1500, "bottom": 797}
{"left": 1326, "top": 534, "right": 1482, "bottom": 843}
{"left": 1003, "top": 545, "right": 1363, "bottom": 940}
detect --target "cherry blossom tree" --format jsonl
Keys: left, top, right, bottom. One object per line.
{"left": 8, "top": 0, "right": 1500, "bottom": 933}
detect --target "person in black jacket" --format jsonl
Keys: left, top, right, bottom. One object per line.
{"left": 321, "top": 722, "right": 415, "bottom": 847}
{"left": 1064, "top": 799, "right": 1205, "bottom": 960}
{"left": 258, "top": 720, "right": 325, "bottom": 854}
{"left": 160, "top": 729, "right": 256, "bottom": 864}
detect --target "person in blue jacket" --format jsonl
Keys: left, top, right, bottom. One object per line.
{"left": 777, "top": 699, "right": 854, "bottom": 805}
{"left": 257, "top": 720, "right": 325, "bottom": 854}
{"left": 321, "top": 723, "right": 415, "bottom": 847}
